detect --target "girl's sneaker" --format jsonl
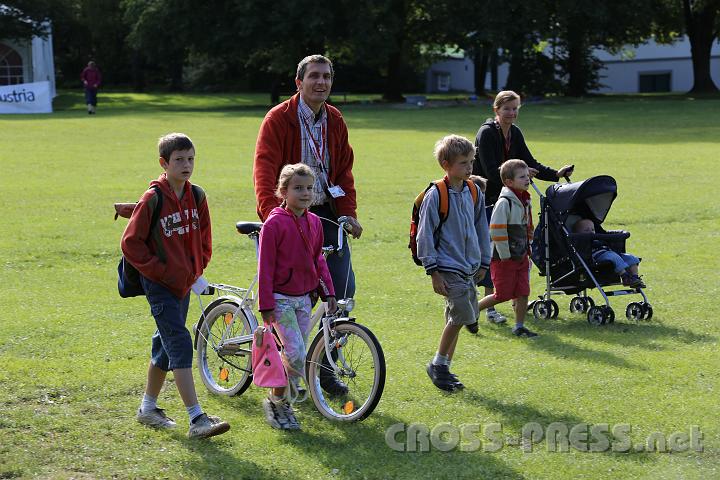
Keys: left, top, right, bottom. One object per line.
{"left": 263, "top": 398, "right": 300, "bottom": 430}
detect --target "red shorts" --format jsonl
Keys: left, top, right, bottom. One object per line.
{"left": 490, "top": 256, "right": 530, "bottom": 302}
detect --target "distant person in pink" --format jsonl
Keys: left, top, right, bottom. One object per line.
{"left": 80, "top": 61, "right": 102, "bottom": 114}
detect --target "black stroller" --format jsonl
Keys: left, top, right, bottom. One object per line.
{"left": 529, "top": 175, "right": 652, "bottom": 325}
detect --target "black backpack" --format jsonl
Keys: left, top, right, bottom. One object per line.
{"left": 117, "top": 185, "right": 204, "bottom": 298}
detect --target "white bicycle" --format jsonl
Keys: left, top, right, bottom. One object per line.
{"left": 193, "top": 217, "right": 385, "bottom": 422}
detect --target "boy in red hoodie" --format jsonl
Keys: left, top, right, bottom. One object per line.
{"left": 121, "top": 133, "right": 229, "bottom": 439}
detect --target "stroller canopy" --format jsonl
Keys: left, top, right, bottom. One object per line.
{"left": 545, "top": 175, "right": 617, "bottom": 223}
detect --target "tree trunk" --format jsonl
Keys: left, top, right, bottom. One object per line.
{"left": 382, "top": 0, "right": 407, "bottom": 102}
{"left": 473, "top": 46, "right": 490, "bottom": 96}
{"left": 131, "top": 50, "right": 145, "bottom": 92}
{"left": 490, "top": 49, "right": 498, "bottom": 91}
{"left": 383, "top": 51, "right": 406, "bottom": 102}
{"left": 504, "top": 41, "right": 524, "bottom": 92}
{"left": 564, "top": 25, "right": 588, "bottom": 97}
{"left": 683, "top": 0, "right": 719, "bottom": 93}
{"left": 169, "top": 55, "right": 184, "bottom": 91}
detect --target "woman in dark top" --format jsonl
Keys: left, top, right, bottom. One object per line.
{"left": 474, "top": 90, "right": 574, "bottom": 324}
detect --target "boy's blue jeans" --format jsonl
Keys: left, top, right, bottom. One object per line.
{"left": 592, "top": 250, "right": 640, "bottom": 274}
{"left": 140, "top": 276, "right": 192, "bottom": 371}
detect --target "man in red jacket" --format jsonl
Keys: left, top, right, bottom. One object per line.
{"left": 253, "top": 55, "right": 361, "bottom": 395}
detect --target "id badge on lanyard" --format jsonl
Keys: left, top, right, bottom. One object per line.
{"left": 301, "top": 116, "right": 345, "bottom": 198}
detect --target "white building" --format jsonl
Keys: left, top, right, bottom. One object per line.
{"left": 0, "top": 26, "right": 56, "bottom": 97}
{"left": 594, "top": 37, "right": 720, "bottom": 93}
{"left": 425, "top": 36, "right": 720, "bottom": 94}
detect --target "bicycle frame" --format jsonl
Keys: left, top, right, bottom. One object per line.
{"left": 194, "top": 217, "right": 356, "bottom": 379}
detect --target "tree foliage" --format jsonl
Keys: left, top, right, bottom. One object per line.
{"left": 7, "top": 0, "right": 718, "bottom": 96}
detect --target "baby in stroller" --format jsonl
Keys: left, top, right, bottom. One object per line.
{"left": 573, "top": 218, "right": 644, "bottom": 288}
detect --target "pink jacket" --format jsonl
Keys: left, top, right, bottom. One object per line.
{"left": 257, "top": 207, "right": 335, "bottom": 311}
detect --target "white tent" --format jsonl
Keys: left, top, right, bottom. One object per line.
{"left": 1, "top": 21, "right": 56, "bottom": 97}
{"left": 31, "top": 23, "right": 56, "bottom": 97}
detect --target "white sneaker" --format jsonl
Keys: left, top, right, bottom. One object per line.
{"left": 486, "top": 309, "right": 507, "bottom": 324}
{"left": 136, "top": 407, "right": 177, "bottom": 429}
{"left": 187, "top": 413, "right": 230, "bottom": 439}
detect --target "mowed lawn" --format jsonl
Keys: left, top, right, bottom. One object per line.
{"left": 1, "top": 91, "right": 718, "bottom": 479}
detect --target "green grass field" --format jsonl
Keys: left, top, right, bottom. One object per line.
{"left": 1, "top": 91, "right": 719, "bottom": 479}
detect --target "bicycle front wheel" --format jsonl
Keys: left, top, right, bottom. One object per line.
{"left": 305, "top": 320, "right": 385, "bottom": 421}
{"left": 196, "top": 301, "right": 254, "bottom": 396}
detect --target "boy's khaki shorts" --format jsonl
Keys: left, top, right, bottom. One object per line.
{"left": 440, "top": 271, "right": 480, "bottom": 326}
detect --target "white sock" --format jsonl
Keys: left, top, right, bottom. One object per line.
{"left": 187, "top": 404, "right": 203, "bottom": 422}
{"left": 140, "top": 393, "right": 157, "bottom": 413}
{"left": 432, "top": 353, "right": 450, "bottom": 366}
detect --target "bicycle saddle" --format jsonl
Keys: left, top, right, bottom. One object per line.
{"left": 236, "top": 221, "right": 263, "bottom": 234}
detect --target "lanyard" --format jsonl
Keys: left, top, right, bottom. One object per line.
{"left": 300, "top": 114, "right": 327, "bottom": 169}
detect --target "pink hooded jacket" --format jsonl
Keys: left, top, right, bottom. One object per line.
{"left": 257, "top": 207, "right": 335, "bottom": 311}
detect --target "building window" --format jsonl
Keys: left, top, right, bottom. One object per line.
{"left": 436, "top": 73, "right": 450, "bottom": 92}
{"left": 0, "top": 43, "right": 24, "bottom": 85}
{"left": 639, "top": 72, "right": 671, "bottom": 93}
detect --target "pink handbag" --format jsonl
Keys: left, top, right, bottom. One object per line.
{"left": 252, "top": 324, "right": 287, "bottom": 388}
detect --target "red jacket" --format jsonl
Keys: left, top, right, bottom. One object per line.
{"left": 81, "top": 66, "right": 102, "bottom": 88}
{"left": 253, "top": 93, "right": 357, "bottom": 221}
{"left": 257, "top": 207, "right": 334, "bottom": 311}
{"left": 121, "top": 174, "right": 212, "bottom": 299}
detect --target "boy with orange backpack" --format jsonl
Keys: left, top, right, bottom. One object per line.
{"left": 415, "top": 134, "right": 491, "bottom": 392}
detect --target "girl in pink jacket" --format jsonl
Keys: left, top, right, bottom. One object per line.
{"left": 257, "top": 163, "right": 336, "bottom": 430}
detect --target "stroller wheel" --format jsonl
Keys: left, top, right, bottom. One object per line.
{"left": 570, "top": 296, "right": 594, "bottom": 314}
{"left": 549, "top": 300, "right": 559, "bottom": 318}
{"left": 570, "top": 297, "right": 585, "bottom": 314}
{"left": 626, "top": 302, "right": 644, "bottom": 321}
{"left": 603, "top": 306, "right": 615, "bottom": 324}
{"left": 533, "top": 300, "right": 553, "bottom": 320}
{"left": 587, "top": 306, "right": 606, "bottom": 326}
{"left": 641, "top": 303, "right": 653, "bottom": 320}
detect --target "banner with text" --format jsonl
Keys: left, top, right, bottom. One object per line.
{"left": 0, "top": 81, "right": 53, "bottom": 114}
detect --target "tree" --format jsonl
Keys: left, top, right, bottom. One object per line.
{"left": 682, "top": 0, "right": 720, "bottom": 93}
{"left": 123, "top": 0, "right": 194, "bottom": 90}
{"left": 548, "top": 0, "right": 657, "bottom": 96}
{"left": 0, "top": 1, "right": 57, "bottom": 39}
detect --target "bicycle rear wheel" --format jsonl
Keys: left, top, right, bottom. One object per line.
{"left": 305, "top": 320, "right": 385, "bottom": 421}
{"left": 196, "top": 301, "right": 254, "bottom": 396}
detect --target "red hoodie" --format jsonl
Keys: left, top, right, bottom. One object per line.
{"left": 121, "top": 173, "right": 212, "bottom": 299}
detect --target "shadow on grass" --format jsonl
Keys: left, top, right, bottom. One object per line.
{"left": 536, "top": 314, "right": 715, "bottom": 349}
{"left": 281, "top": 410, "right": 526, "bottom": 479}
{"left": 459, "top": 391, "right": 664, "bottom": 464}
{"left": 525, "top": 332, "right": 643, "bottom": 370}
{"left": 177, "top": 433, "right": 273, "bottom": 479}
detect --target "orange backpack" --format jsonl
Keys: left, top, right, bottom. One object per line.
{"left": 408, "top": 177, "right": 479, "bottom": 266}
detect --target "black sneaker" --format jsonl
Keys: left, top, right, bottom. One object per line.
{"left": 465, "top": 321, "right": 479, "bottom": 334}
{"left": 426, "top": 363, "right": 457, "bottom": 392}
{"left": 513, "top": 326, "right": 539, "bottom": 338}
{"left": 447, "top": 371, "right": 465, "bottom": 390}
